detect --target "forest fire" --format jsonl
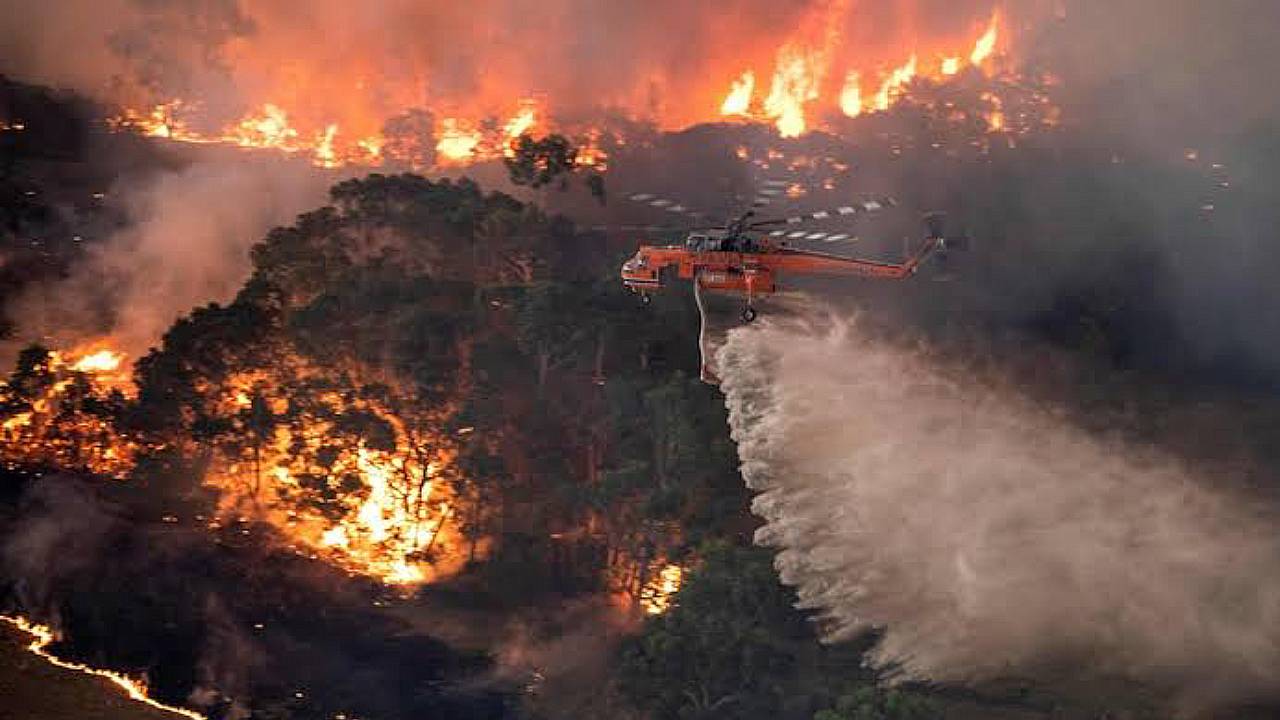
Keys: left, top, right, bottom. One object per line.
{"left": 0, "top": 344, "right": 134, "bottom": 477}
{"left": 6, "top": 2, "right": 1280, "bottom": 718}
{"left": 196, "top": 358, "right": 468, "bottom": 587}
{"left": 0, "top": 338, "right": 467, "bottom": 587}
{"left": 110, "top": 97, "right": 583, "bottom": 171}
{"left": 639, "top": 564, "right": 685, "bottom": 615}
{"left": 70, "top": 349, "right": 125, "bottom": 375}
{"left": 1, "top": 615, "right": 205, "bottom": 720}
{"left": 89, "top": 2, "right": 1026, "bottom": 171}
{"left": 719, "top": 8, "right": 1007, "bottom": 133}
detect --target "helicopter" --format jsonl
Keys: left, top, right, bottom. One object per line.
{"left": 620, "top": 207, "right": 967, "bottom": 322}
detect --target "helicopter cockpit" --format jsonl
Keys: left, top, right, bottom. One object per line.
{"left": 684, "top": 233, "right": 713, "bottom": 251}
{"left": 684, "top": 230, "right": 755, "bottom": 253}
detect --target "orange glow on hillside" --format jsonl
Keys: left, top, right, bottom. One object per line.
{"left": 1, "top": 615, "right": 205, "bottom": 720}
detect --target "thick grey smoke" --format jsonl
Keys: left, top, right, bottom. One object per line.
{"left": 717, "top": 310, "right": 1280, "bottom": 707}
{"left": 7, "top": 155, "right": 332, "bottom": 359}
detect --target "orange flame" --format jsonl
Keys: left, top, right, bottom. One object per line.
{"left": 71, "top": 349, "right": 124, "bottom": 374}
{"left": 1, "top": 615, "right": 205, "bottom": 720}
{"left": 839, "top": 71, "right": 863, "bottom": 118}
{"left": 107, "top": 4, "right": 1025, "bottom": 158}
{"left": 763, "top": 44, "right": 824, "bottom": 138}
{"left": 228, "top": 104, "right": 300, "bottom": 151}
{"left": 874, "top": 55, "right": 918, "bottom": 111}
{"left": 205, "top": 360, "right": 466, "bottom": 588}
{"left": 435, "top": 118, "right": 483, "bottom": 164}
{"left": 720, "top": 71, "right": 755, "bottom": 116}
{"left": 640, "top": 564, "right": 685, "bottom": 615}
{"left": 970, "top": 12, "right": 1000, "bottom": 66}
{"left": 1, "top": 342, "right": 135, "bottom": 477}
{"left": 717, "top": 6, "right": 1014, "bottom": 134}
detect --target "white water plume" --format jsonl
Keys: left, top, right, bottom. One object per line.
{"left": 716, "top": 309, "right": 1280, "bottom": 704}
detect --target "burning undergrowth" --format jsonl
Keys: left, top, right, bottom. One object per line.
{"left": 2, "top": 3, "right": 1279, "bottom": 717}
{"left": 1, "top": 475, "right": 508, "bottom": 719}
{"left": 0, "top": 172, "right": 732, "bottom": 718}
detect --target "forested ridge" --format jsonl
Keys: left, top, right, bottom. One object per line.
{"left": 5, "top": 70, "right": 1280, "bottom": 719}
{"left": 0, "top": 171, "right": 870, "bottom": 719}
{"left": 3, "top": 166, "right": 1155, "bottom": 719}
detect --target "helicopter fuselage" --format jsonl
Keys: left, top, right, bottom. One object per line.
{"left": 620, "top": 238, "right": 940, "bottom": 302}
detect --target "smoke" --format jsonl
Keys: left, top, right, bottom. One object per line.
{"left": 6, "top": 155, "right": 332, "bottom": 360}
{"left": 717, "top": 309, "right": 1280, "bottom": 708}
{"left": 2, "top": 476, "right": 120, "bottom": 616}
{"left": 1040, "top": 0, "right": 1280, "bottom": 149}
{"left": 0, "top": 0, "right": 1001, "bottom": 130}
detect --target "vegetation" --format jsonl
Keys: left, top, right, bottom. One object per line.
{"left": 3, "top": 70, "right": 1280, "bottom": 718}
{"left": 0, "top": 173, "right": 764, "bottom": 718}
{"left": 619, "top": 543, "right": 895, "bottom": 720}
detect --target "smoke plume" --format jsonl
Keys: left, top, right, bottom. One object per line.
{"left": 717, "top": 309, "right": 1280, "bottom": 708}
{"left": 7, "top": 155, "right": 332, "bottom": 360}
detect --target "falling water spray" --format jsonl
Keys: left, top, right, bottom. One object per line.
{"left": 716, "top": 308, "right": 1280, "bottom": 706}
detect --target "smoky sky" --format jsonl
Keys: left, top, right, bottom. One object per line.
{"left": 0, "top": 0, "right": 1000, "bottom": 127}
{"left": 1039, "top": 0, "right": 1280, "bottom": 148}
{"left": 4, "top": 0, "right": 1274, "bottom": 142}
{"left": 6, "top": 154, "right": 334, "bottom": 361}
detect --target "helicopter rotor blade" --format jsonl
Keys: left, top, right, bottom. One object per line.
{"left": 765, "top": 229, "right": 859, "bottom": 244}
{"left": 747, "top": 196, "right": 898, "bottom": 229}
{"left": 750, "top": 179, "right": 794, "bottom": 207}
{"left": 626, "top": 192, "right": 713, "bottom": 221}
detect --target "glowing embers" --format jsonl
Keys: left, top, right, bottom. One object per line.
{"left": 1, "top": 615, "right": 205, "bottom": 720}
{"left": 982, "top": 91, "right": 1006, "bottom": 132}
{"left": 639, "top": 564, "right": 685, "bottom": 615}
{"left": 108, "top": 97, "right": 568, "bottom": 171}
{"left": 208, "top": 364, "right": 463, "bottom": 587}
{"left": 70, "top": 348, "right": 124, "bottom": 375}
{"left": 0, "top": 343, "right": 134, "bottom": 477}
{"left": 110, "top": 100, "right": 386, "bottom": 168}
{"left": 435, "top": 118, "right": 484, "bottom": 164}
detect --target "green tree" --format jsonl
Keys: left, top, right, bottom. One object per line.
{"left": 617, "top": 543, "right": 818, "bottom": 719}
{"left": 814, "top": 688, "right": 941, "bottom": 720}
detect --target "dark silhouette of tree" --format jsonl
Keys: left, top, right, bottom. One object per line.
{"left": 505, "top": 134, "right": 578, "bottom": 190}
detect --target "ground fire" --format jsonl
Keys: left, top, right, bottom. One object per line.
{"left": 0, "top": 615, "right": 205, "bottom": 720}
{"left": 0, "top": 344, "right": 134, "bottom": 478}
{"left": 0, "top": 339, "right": 477, "bottom": 590}
{"left": 204, "top": 358, "right": 466, "bottom": 586}
{"left": 5, "top": 2, "right": 1277, "bottom": 719}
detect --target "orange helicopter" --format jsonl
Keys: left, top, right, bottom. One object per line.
{"left": 621, "top": 209, "right": 966, "bottom": 322}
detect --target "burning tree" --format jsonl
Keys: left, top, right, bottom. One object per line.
{"left": 0, "top": 344, "right": 133, "bottom": 477}
{"left": 2, "top": 172, "right": 733, "bottom": 617}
